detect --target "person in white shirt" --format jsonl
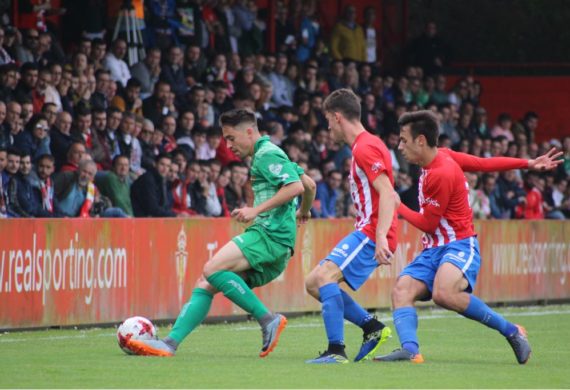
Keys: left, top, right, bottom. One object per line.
{"left": 104, "top": 38, "right": 132, "bottom": 88}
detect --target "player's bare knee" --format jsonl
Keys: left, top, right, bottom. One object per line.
{"left": 391, "top": 282, "right": 412, "bottom": 308}
{"left": 305, "top": 271, "right": 320, "bottom": 298}
{"left": 195, "top": 276, "right": 216, "bottom": 293}
{"left": 202, "top": 261, "right": 220, "bottom": 279}
{"left": 432, "top": 288, "right": 454, "bottom": 309}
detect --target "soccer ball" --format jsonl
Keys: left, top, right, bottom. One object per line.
{"left": 117, "top": 316, "right": 157, "bottom": 354}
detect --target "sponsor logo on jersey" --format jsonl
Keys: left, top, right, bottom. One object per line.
{"left": 424, "top": 197, "right": 440, "bottom": 208}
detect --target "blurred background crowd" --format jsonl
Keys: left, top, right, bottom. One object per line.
{"left": 0, "top": 0, "right": 568, "bottom": 220}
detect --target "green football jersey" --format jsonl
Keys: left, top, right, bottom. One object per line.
{"left": 249, "top": 136, "right": 303, "bottom": 247}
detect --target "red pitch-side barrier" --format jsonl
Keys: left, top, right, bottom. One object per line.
{"left": 0, "top": 219, "right": 569, "bottom": 330}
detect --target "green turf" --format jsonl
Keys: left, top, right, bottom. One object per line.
{"left": 1, "top": 305, "right": 569, "bottom": 388}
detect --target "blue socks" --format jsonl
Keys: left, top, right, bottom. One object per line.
{"left": 340, "top": 290, "right": 372, "bottom": 327}
{"left": 319, "top": 283, "right": 344, "bottom": 345}
{"left": 394, "top": 307, "right": 419, "bottom": 355}
{"left": 462, "top": 295, "right": 518, "bottom": 337}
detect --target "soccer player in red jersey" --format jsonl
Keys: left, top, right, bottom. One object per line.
{"left": 305, "top": 89, "right": 398, "bottom": 364}
{"left": 375, "top": 110, "right": 561, "bottom": 364}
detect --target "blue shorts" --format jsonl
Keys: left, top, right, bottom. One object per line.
{"left": 321, "top": 231, "right": 377, "bottom": 291}
{"left": 400, "top": 236, "right": 481, "bottom": 300}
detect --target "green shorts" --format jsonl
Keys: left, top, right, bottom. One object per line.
{"left": 232, "top": 227, "right": 293, "bottom": 288}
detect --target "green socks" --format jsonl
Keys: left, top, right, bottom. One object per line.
{"left": 168, "top": 288, "right": 213, "bottom": 344}
{"left": 206, "top": 271, "right": 270, "bottom": 320}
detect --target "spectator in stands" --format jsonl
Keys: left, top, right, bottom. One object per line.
{"left": 0, "top": 27, "right": 13, "bottom": 65}
{"left": 407, "top": 21, "right": 449, "bottom": 75}
{"left": 197, "top": 127, "right": 221, "bottom": 160}
{"left": 160, "top": 114, "right": 178, "bottom": 153}
{"left": 34, "top": 154, "right": 60, "bottom": 217}
{"left": 139, "top": 119, "right": 157, "bottom": 171}
{"left": 35, "top": 67, "right": 61, "bottom": 112}
{"left": 112, "top": 78, "right": 143, "bottom": 116}
{"left": 308, "top": 126, "right": 330, "bottom": 168}
{"left": 41, "top": 102, "right": 57, "bottom": 128}
{"left": 90, "top": 108, "right": 113, "bottom": 171}
{"left": 268, "top": 53, "right": 293, "bottom": 108}
{"left": 384, "top": 130, "right": 409, "bottom": 174}
{"left": 15, "top": 29, "right": 38, "bottom": 64}
{"left": 544, "top": 178, "right": 569, "bottom": 219}
{"left": 330, "top": 5, "right": 365, "bottom": 62}
{"left": 215, "top": 166, "right": 231, "bottom": 217}
{"left": 313, "top": 169, "right": 342, "bottom": 218}
{"left": 90, "top": 39, "right": 107, "bottom": 71}
{"left": 55, "top": 159, "right": 126, "bottom": 218}
{"left": 225, "top": 161, "right": 248, "bottom": 212}
{"left": 13, "top": 113, "right": 50, "bottom": 161}
{"left": 363, "top": 6, "right": 378, "bottom": 65}
{"left": 0, "top": 147, "right": 8, "bottom": 217}
{"left": 189, "top": 160, "right": 221, "bottom": 217}
{"left": 161, "top": 46, "right": 186, "bottom": 97}
{"left": 491, "top": 113, "right": 514, "bottom": 142}
{"left": 130, "top": 47, "right": 161, "bottom": 99}
{"left": 516, "top": 172, "right": 544, "bottom": 219}
{"left": 6, "top": 150, "right": 28, "bottom": 217}
{"left": 184, "top": 45, "right": 207, "bottom": 83}
{"left": 512, "top": 111, "right": 538, "bottom": 145}
{"left": 71, "top": 106, "right": 93, "bottom": 150}
{"left": 90, "top": 69, "right": 111, "bottom": 110}
{"left": 466, "top": 172, "right": 491, "bottom": 219}
{"left": 143, "top": 80, "right": 173, "bottom": 126}
{"left": 14, "top": 62, "right": 38, "bottom": 104}
{"left": 0, "top": 64, "right": 19, "bottom": 103}
{"left": 130, "top": 153, "right": 176, "bottom": 217}
{"left": 169, "top": 159, "right": 195, "bottom": 217}
{"left": 60, "top": 141, "right": 86, "bottom": 172}
{"left": 335, "top": 173, "right": 356, "bottom": 218}
{"left": 50, "top": 111, "right": 73, "bottom": 169}
{"left": 95, "top": 155, "right": 134, "bottom": 217}
{"left": 115, "top": 112, "right": 143, "bottom": 177}
{"left": 494, "top": 170, "right": 526, "bottom": 219}
{"left": 104, "top": 38, "right": 131, "bottom": 87}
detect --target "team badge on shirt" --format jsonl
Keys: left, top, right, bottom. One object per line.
{"left": 269, "top": 164, "right": 283, "bottom": 175}
{"left": 371, "top": 162, "right": 383, "bottom": 173}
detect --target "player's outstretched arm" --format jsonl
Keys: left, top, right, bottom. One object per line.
{"left": 444, "top": 147, "right": 563, "bottom": 173}
{"left": 297, "top": 174, "right": 317, "bottom": 225}
{"left": 231, "top": 181, "right": 304, "bottom": 223}
{"left": 443, "top": 148, "right": 528, "bottom": 172}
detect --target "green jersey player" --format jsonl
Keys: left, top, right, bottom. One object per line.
{"left": 126, "top": 108, "right": 316, "bottom": 358}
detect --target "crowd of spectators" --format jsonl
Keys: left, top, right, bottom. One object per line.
{"left": 0, "top": 1, "right": 568, "bottom": 220}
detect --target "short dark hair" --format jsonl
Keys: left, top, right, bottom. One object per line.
{"left": 322, "top": 88, "right": 361, "bottom": 121}
{"left": 156, "top": 153, "right": 171, "bottom": 163}
{"left": 7, "top": 147, "right": 22, "bottom": 157}
{"left": 398, "top": 110, "right": 440, "bottom": 147}
{"left": 219, "top": 108, "right": 257, "bottom": 129}
{"left": 524, "top": 111, "right": 538, "bottom": 121}
{"left": 112, "top": 154, "right": 129, "bottom": 168}
{"left": 37, "top": 154, "right": 55, "bottom": 164}
{"left": 126, "top": 77, "right": 142, "bottom": 89}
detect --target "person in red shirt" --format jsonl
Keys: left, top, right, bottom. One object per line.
{"left": 376, "top": 110, "right": 561, "bottom": 365}
{"left": 304, "top": 89, "right": 397, "bottom": 364}
{"left": 516, "top": 172, "right": 544, "bottom": 219}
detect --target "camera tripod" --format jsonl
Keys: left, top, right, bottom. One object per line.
{"left": 112, "top": 0, "right": 146, "bottom": 65}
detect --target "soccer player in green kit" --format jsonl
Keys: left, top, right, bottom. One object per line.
{"left": 126, "top": 108, "right": 316, "bottom": 358}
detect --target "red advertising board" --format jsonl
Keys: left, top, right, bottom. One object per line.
{"left": 1, "top": 219, "right": 569, "bottom": 329}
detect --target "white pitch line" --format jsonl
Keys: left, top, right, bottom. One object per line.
{"left": 1, "top": 308, "right": 569, "bottom": 344}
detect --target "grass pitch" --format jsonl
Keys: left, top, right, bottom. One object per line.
{"left": 1, "top": 305, "right": 569, "bottom": 388}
